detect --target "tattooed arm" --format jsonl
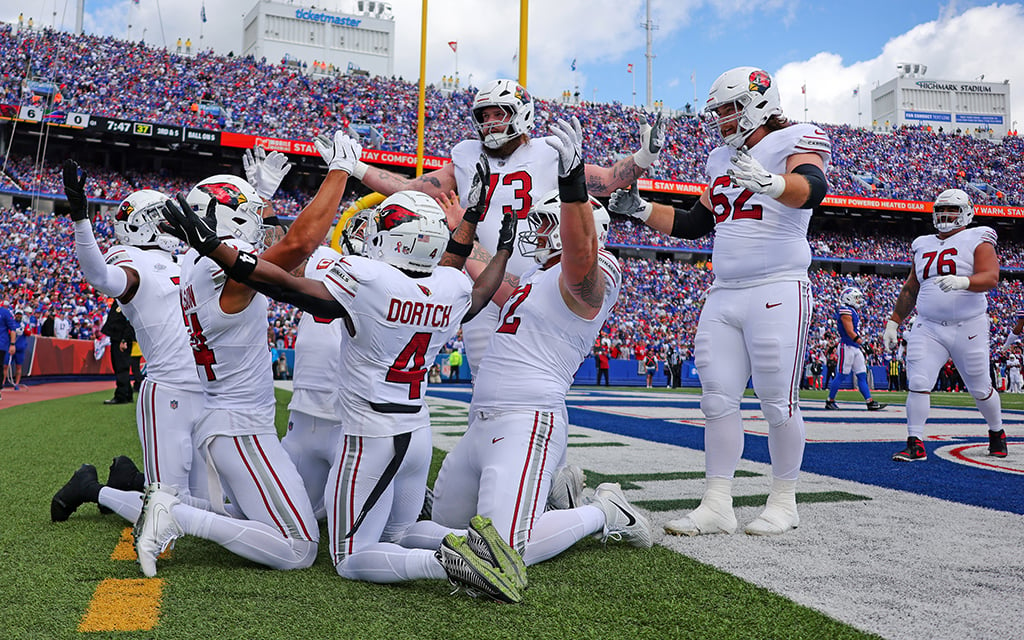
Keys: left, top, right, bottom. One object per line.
{"left": 584, "top": 159, "right": 647, "bottom": 197}
{"left": 558, "top": 199, "right": 606, "bottom": 320}
{"left": 358, "top": 162, "right": 455, "bottom": 200}
{"left": 890, "top": 270, "right": 920, "bottom": 324}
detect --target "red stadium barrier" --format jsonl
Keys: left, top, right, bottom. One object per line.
{"left": 27, "top": 337, "right": 114, "bottom": 377}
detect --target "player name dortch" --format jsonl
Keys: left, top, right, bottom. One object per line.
{"left": 386, "top": 299, "right": 454, "bottom": 328}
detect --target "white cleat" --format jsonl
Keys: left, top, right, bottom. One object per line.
{"left": 589, "top": 482, "right": 653, "bottom": 548}
{"left": 547, "top": 465, "right": 585, "bottom": 510}
{"left": 664, "top": 501, "right": 737, "bottom": 536}
{"left": 133, "top": 483, "right": 182, "bottom": 577}
{"left": 745, "top": 479, "right": 799, "bottom": 536}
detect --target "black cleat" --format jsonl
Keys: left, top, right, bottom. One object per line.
{"left": 51, "top": 464, "right": 101, "bottom": 522}
{"left": 824, "top": 399, "right": 839, "bottom": 410}
{"left": 99, "top": 456, "right": 145, "bottom": 514}
{"left": 989, "top": 430, "right": 1008, "bottom": 458}
{"left": 866, "top": 400, "right": 888, "bottom": 411}
{"left": 892, "top": 437, "right": 927, "bottom": 462}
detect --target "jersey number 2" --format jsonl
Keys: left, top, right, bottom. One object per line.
{"left": 496, "top": 284, "right": 532, "bottom": 335}
{"left": 385, "top": 332, "right": 431, "bottom": 399}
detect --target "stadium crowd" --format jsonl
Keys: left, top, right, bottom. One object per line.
{"left": 2, "top": 23, "right": 1024, "bottom": 205}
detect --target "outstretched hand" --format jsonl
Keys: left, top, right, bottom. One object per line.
{"left": 546, "top": 116, "right": 584, "bottom": 178}
{"left": 608, "top": 182, "right": 653, "bottom": 222}
{"left": 462, "top": 155, "right": 491, "bottom": 224}
{"left": 496, "top": 207, "right": 518, "bottom": 254}
{"left": 159, "top": 194, "right": 221, "bottom": 256}
{"left": 62, "top": 159, "right": 89, "bottom": 222}
{"left": 633, "top": 111, "right": 666, "bottom": 169}
{"left": 727, "top": 148, "right": 786, "bottom": 198}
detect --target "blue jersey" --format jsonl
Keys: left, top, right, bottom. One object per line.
{"left": 0, "top": 307, "right": 17, "bottom": 350}
{"left": 836, "top": 306, "right": 860, "bottom": 347}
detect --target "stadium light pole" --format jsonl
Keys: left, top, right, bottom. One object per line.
{"left": 415, "top": 0, "right": 428, "bottom": 176}
{"left": 518, "top": 0, "right": 528, "bottom": 87}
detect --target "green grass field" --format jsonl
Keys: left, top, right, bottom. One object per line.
{"left": 0, "top": 387, "right": 912, "bottom": 639}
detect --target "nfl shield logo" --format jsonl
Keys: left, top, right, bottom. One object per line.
{"left": 170, "top": 400, "right": 178, "bottom": 409}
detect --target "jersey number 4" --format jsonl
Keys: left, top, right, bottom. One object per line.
{"left": 709, "top": 176, "right": 763, "bottom": 223}
{"left": 385, "top": 332, "right": 431, "bottom": 399}
{"left": 921, "top": 248, "right": 958, "bottom": 278}
{"left": 184, "top": 312, "right": 218, "bottom": 381}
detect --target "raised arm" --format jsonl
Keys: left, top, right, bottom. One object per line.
{"left": 584, "top": 112, "right": 666, "bottom": 196}
{"left": 358, "top": 159, "right": 457, "bottom": 202}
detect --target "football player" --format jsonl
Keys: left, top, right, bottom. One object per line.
{"left": 159, "top": 164, "right": 530, "bottom": 603}
{"left": 350, "top": 78, "right": 666, "bottom": 379}
{"left": 430, "top": 117, "right": 653, "bottom": 567}
{"left": 131, "top": 131, "right": 359, "bottom": 577}
{"left": 610, "top": 67, "right": 831, "bottom": 536}
{"left": 883, "top": 188, "right": 1006, "bottom": 461}
{"left": 51, "top": 172, "right": 206, "bottom": 525}
{"left": 824, "top": 286, "right": 887, "bottom": 411}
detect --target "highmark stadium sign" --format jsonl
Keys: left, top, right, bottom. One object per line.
{"left": 294, "top": 9, "right": 362, "bottom": 27}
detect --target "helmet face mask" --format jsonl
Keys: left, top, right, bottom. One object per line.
{"left": 365, "top": 191, "right": 449, "bottom": 274}
{"left": 114, "top": 190, "right": 178, "bottom": 251}
{"left": 518, "top": 190, "right": 610, "bottom": 265}
{"left": 932, "top": 188, "right": 973, "bottom": 233}
{"left": 701, "top": 67, "right": 782, "bottom": 148}
{"left": 339, "top": 209, "right": 373, "bottom": 257}
{"left": 472, "top": 79, "right": 534, "bottom": 149}
{"left": 839, "top": 286, "right": 865, "bottom": 309}
{"left": 187, "top": 175, "right": 269, "bottom": 250}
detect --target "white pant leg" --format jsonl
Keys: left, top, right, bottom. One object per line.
{"left": 282, "top": 409, "right": 342, "bottom": 519}
{"left": 136, "top": 380, "right": 206, "bottom": 498}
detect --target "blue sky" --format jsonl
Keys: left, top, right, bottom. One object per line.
{"left": 2, "top": 0, "right": 1022, "bottom": 126}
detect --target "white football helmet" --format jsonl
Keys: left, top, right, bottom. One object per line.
{"left": 187, "top": 175, "right": 269, "bottom": 250}
{"left": 701, "top": 67, "right": 782, "bottom": 148}
{"left": 839, "top": 286, "right": 865, "bottom": 309}
{"left": 365, "top": 191, "right": 449, "bottom": 274}
{"left": 113, "top": 189, "right": 178, "bottom": 251}
{"left": 338, "top": 208, "right": 373, "bottom": 257}
{"left": 518, "top": 190, "right": 610, "bottom": 264}
{"left": 932, "top": 188, "right": 973, "bottom": 233}
{"left": 471, "top": 79, "right": 534, "bottom": 149}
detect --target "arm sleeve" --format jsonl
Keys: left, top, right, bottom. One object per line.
{"left": 243, "top": 277, "right": 349, "bottom": 319}
{"left": 792, "top": 163, "right": 828, "bottom": 208}
{"left": 74, "top": 220, "right": 129, "bottom": 297}
{"left": 670, "top": 200, "right": 717, "bottom": 239}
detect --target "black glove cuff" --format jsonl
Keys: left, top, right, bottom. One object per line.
{"left": 557, "top": 163, "right": 588, "bottom": 203}
{"left": 224, "top": 251, "right": 258, "bottom": 281}
{"left": 445, "top": 238, "right": 473, "bottom": 258}
{"left": 262, "top": 215, "right": 281, "bottom": 227}
{"left": 462, "top": 206, "right": 483, "bottom": 225}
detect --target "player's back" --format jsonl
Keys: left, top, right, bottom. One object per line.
{"left": 106, "top": 245, "right": 201, "bottom": 391}
{"left": 290, "top": 246, "right": 345, "bottom": 421}
{"left": 178, "top": 242, "right": 275, "bottom": 411}
{"left": 322, "top": 256, "right": 472, "bottom": 436}
{"left": 835, "top": 306, "right": 860, "bottom": 347}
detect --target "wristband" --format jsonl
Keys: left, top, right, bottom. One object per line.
{"left": 263, "top": 215, "right": 281, "bottom": 227}
{"left": 224, "top": 251, "right": 258, "bottom": 282}
{"left": 462, "top": 206, "right": 483, "bottom": 225}
{"left": 557, "top": 163, "right": 588, "bottom": 203}
{"left": 352, "top": 161, "right": 369, "bottom": 180}
{"left": 445, "top": 239, "right": 473, "bottom": 257}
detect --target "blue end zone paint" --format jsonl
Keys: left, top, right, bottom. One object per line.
{"left": 427, "top": 387, "right": 1024, "bottom": 515}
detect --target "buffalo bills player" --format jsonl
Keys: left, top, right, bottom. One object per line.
{"left": 824, "top": 286, "right": 887, "bottom": 411}
{"left": 883, "top": 189, "right": 1006, "bottom": 461}
{"left": 610, "top": 67, "right": 831, "bottom": 536}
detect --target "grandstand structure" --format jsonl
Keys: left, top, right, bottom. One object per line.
{"left": 1, "top": 21, "right": 1022, "bottom": 384}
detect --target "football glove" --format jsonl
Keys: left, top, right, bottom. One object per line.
{"left": 62, "top": 159, "right": 89, "bottom": 222}
{"left": 633, "top": 111, "right": 666, "bottom": 169}
{"left": 254, "top": 151, "right": 292, "bottom": 201}
{"left": 882, "top": 320, "right": 900, "bottom": 351}
{"left": 462, "top": 156, "right": 490, "bottom": 225}
{"left": 242, "top": 145, "right": 265, "bottom": 187}
{"left": 608, "top": 182, "right": 653, "bottom": 222}
{"left": 314, "top": 131, "right": 363, "bottom": 175}
{"left": 546, "top": 116, "right": 587, "bottom": 202}
{"left": 159, "top": 194, "right": 221, "bottom": 256}
{"left": 934, "top": 275, "right": 970, "bottom": 292}
{"left": 496, "top": 207, "right": 518, "bottom": 254}
{"left": 727, "top": 148, "right": 785, "bottom": 198}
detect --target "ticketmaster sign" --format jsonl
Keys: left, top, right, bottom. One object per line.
{"left": 294, "top": 9, "right": 362, "bottom": 27}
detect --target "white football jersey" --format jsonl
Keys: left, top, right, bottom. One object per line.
{"left": 451, "top": 137, "right": 559, "bottom": 278}
{"left": 289, "top": 246, "right": 345, "bottom": 421}
{"left": 178, "top": 241, "right": 275, "bottom": 413}
{"left": 321, "top": 256, "right": 472, "bottom": 437}
{"left": 103, "top": 245, "right": 202, "bottom": 392}
{"left": 704, "top": 123, "right": 831, "bottom": 287}
{"left": 912, "top": 226, "right": 996, "bottom": 323}
{"left": 472, "top": 249, "right": 622, "bottom": 411}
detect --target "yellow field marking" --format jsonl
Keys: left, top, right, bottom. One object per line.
{"left": 77, "top": 578, "right": 163, "bottom": 632}
{"left": 110, "top": 526, "right": 174, "bottom": 561}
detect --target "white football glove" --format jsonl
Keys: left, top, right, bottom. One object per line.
{"left": 727, "top": 148, "right": 786, "bottom": 198}
{"left": 545, "top": 116, "right": 584, "bottom": 177}
{"left": 608, "top": 182, "right": 653, "bottom": 222}
{"left": 314, "top": 131, "right": 364, "bottom": 176}
{"left": 934, "top": 275, "right": 970, "bottom": 292}
{"left": 254, "top": 151, "right": 292, "bottom": 201}
{"left": 1004, "top": 332, "right": 1021, "bottom": 349}
{"left": 242, "top": 145, "right": 265, "bottom": 187}
{"left": 633, "top": 111, "right": 666, "bottom": 169}
{"left": 882, "top": 320, "right": 900, "bottom": 351}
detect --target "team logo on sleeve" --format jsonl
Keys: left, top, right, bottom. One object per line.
{"left": 748, "top": 70, "right": 771, "bottom": 94}
{"left": 417, "top": 284, "right": 432, "bottom": 297}
{"left": 197, "top": 182, "right": 248, "bottom": 209}
{"left": 378, "top": 204, "right": 418, "bottom": 230}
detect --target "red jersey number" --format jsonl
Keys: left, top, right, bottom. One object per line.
{"left": 184, "top": 312, "right": 217, "bottom": 381}
{"left": 496, "top": 284, "right": 532, "bottom": 335}
{"left": 481, "top": 171, "right": 533, "bottom": 222}
{"left": 921, "top": 248, "right": 958, "bottom": 278}
{"left": 385, "top": 332, "right": 431, "bottom": 400}
{"left": 708, "top": 175, "right": 764, "bottom": 223}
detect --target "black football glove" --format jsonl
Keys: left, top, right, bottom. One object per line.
{"left": 462, "top": 155, "right": 491, "bottom": 225}
{"left": 159, "top": 194, "right": 221, "bottom": 256}
{"left": 496, "top": 208, "right": 518, "bottom": 255}
{"left": 62, "top": 159, "right": 89, "bottom": 222}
